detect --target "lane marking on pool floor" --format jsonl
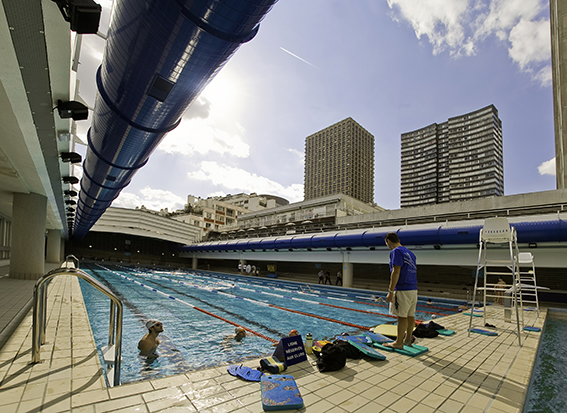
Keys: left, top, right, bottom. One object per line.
{"left": 118, "top": 267, "right": 377, "bottom": 330}
{"left": 97, "top": 264, "right": 277, "bottom": 343}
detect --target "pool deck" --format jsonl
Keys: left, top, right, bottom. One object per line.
{"left": 0, "top": 270, "right": 547, "bottom": 412}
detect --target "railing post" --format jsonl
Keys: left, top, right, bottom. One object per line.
{"left": 31, "top": 283, "right": 42, "bottom": 363}
{"left": 109, "top": 301, "right": 116, "bottom": 346}
{"left": 114, "top": 300, "right": 123, "bottom": 386}
{"left": 41, "top": 282, "right": 48, "bottom": 344}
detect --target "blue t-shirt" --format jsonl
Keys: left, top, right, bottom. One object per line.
{"left": 389, "top": 246, "right": 417, "bottom": 291}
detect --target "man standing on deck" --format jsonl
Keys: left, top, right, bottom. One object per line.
{"left": 384, "top": 232, "right": 418, "bottom": 349}
{"left": 138, "top": 319, "right": 163, "bottom": 357}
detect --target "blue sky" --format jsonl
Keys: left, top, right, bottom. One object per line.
{"left": 74, "top": 0, "right": 555, "bottom": 211}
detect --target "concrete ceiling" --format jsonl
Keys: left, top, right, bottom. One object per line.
{"left": 0, "top": 0, "right": 82, "bottom": 238}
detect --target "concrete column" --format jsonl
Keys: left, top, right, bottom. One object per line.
{"left": 10, "top": 193, "right": 47, "bottom": 279}
{"left": 343, "top": 262, "right": 354, "bottom": 288}
{"left": 192, "top": 256, "right": 198, "bottom": 270}
{"left": 60, "top": 237, "right": 65, "bottom": 262}
{"left": 46, "top": 229, "right": 61, "bottom": 263}
{"left": 551, "top": 0, "right": 567, "bottom": 188}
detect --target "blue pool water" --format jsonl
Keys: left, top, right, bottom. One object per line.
{"left": 78, "top": 263, "right": 464, "bottom": 384}
{"left": 523, "top": 309, "right": 567, "bottom": 412}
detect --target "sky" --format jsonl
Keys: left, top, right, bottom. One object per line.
{"left": 73, "top": 0, "right": 555, "bottom": 212}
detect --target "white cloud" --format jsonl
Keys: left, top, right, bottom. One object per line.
{"left": 387, "top": 0, "right": 473, "bottom": 56}
{"left": 387, "top": 0, "right": 551, "bottom": 86}
{"left": 538, "top": 158, "right": 556, "bottom": 175}
{"left": 188, "top": 161, "right": 304, "bottom": 202}
{"left": 508, "top": 18, "right": 551, "bottom": 70}
{"left": 158, "top": 117, "right": 250, "bottom": 158}
{"left": 288, "top": 148, "right": 305, "bottom": 163}
{"left": 113, "top": 186, "right": 186, "bottom": 211}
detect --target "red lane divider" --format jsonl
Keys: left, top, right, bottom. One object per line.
{"left": 194, "top": 307, "right": 277, "bottom": 343}
{"left": 320, "top": 302, "right": 399, "bottom": 319}
{"left": 421, "top": 303, "right": 461, "bottom": 311}
{"left": 354, "top": 300, "right": 447, "bottom": 317}
{"left": 269, "top": 304, "right": 372, "bottom": 330}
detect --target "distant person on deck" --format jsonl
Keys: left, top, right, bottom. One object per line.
{"left": 318, "top": 270, "right": 324, "bottom": 284}
{"left": 138, "top": 319, "right": 163, "bottom": 357}
{"left": 324, "top": 269, "right": 332, "bottom": 285}
{"left": 336, "top": 270, "right": 343, "bottom": 286}
{"left": 384, "top": 232, "right": 418, "bottom": 350}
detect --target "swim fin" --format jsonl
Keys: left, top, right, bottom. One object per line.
{"left": 227, "top": 364, "right": 241, "bottom": 377}
{"left": 236, "top": 366, "right": 262, "bottom": 382}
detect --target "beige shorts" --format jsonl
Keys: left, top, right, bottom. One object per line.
{"left": 389, "top": 290, "right": 418, "bottom": 318}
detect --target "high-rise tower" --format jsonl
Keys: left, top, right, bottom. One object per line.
{"left": 400, "top": 105, "right": 503, "bottom": 208}
{"left": 304, "top": 118, "right": 374, "bottom": 203}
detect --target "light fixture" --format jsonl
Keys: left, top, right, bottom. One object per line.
{"left": 64, "top": 190, "right": 78, "bottom": 197}
{"left": 62, "top": 176, "right": 79, "bottom": 184}
{"left": 52, "top": 0, "right": 102, "bottom": 34}
{"left": 61, "top": 152, "right": 82, "bottom": 163}
{"left": 56, "top": 100, "right": 89, "bottom": 121}
{"left": 65, "top": 200, "right": 77, "bottom": 205}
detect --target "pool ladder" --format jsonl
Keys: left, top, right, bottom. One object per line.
{"left": 31, "top": 255, "right": 124, "bottom": 386}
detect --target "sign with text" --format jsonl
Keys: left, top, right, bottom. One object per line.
{"left": 272, "top": 335, "right": 307, "bottom": 366}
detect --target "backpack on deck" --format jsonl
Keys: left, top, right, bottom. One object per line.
{"left": 413, "top": 323, "right": 439, "bottom": 338}
{"left": 333, "top": 339, "right": 362, "bottom": 359}
{"left": 315, "top": 343, "right": 347, "bottom": 372}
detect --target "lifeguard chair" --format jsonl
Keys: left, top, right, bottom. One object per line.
{"left": 468, "top": 217, "right": 523, "bottom": 345}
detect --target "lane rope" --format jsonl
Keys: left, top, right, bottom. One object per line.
{"left": 96, "top": 264, "right": 277, "bottom": 343}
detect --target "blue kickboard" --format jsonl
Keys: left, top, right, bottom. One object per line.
{"left": 468, "top": 328, "right": 498, "bottom": 336}
{"left": 523, "top": 326, "right": 541, "bottom": 332}
{"left": 261, "top": 374, "right": 304, "bottom": 411}
{"left": 363, "top": 331, "right": 393, "bottom": 344}
{"left": 336, "top": 336, "right": 386, "bottom": 360}
{"left": 463, "top": 312, "right": 483, "bottom": 317}
{"left": 436, "top": 329, "right": 455, "bottom": 336}
{"left": 373, "top": 342, "right": 428, "bottom": 357}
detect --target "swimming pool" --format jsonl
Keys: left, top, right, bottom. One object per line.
{"left": 523, "top": 308, "right": 567, "bottom": 412}
{"left": 78, "top": 263, "right": 464, "bottom": 384}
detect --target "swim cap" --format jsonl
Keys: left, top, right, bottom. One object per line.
{"left": 235, "top": 327, "right": 245, "bottom": 334}
{"left": 146, "top": 319, "right": 161, "bottom": 329}
{"left": 289, "top": 329, "right": 298, "bottom": 336}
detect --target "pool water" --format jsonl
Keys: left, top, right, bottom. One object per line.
{"left": 79, "top": 263, "right": 463, "bottom": 384}
{"left": 523, "top": 309, "right": 567, "bottom": 412}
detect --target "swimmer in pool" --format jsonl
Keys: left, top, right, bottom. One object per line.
{"left": 222, "top": 327, "right": 247, "bottom": 349}
{"left": 372, "top": 294, "right": 386, "bottom": 303}
{"left": 138, "top": 319, "right": 163, "bottom": 357}
{"left": 234, "top": 327, "right": 247, "bottom": 341}
{"left": 271, "top": 329, "right": 299, "bottom": 346}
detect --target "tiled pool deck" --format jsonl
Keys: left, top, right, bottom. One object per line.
{"left": 0, "top": 273, "right": 546, "bottom": 413}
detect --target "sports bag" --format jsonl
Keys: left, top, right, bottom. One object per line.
{"left": 413, "top": 323, "right": 439, "bottom": 338}
{"left": 315, "top": 343, "right": 347, "bottom": 372}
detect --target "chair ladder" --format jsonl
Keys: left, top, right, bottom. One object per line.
{"left": 517, "top": 252, "right": 539, "bottom": 317}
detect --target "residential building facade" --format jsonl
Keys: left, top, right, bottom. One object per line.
{"left": 304, "top": 117, "right": 375, "bottom": 203}
{"left": 401, "top": 105, "right": 503, "bottom": 208}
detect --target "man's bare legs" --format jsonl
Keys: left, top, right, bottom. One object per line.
{"left": 389, "top": 316, "right": 414, "bottom": 349}
{"left": 404, "top": 316, "right": 415, "bottom": 347}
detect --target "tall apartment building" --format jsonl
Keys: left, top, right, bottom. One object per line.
{"left": 401, "top": 104, "right": 503, "bottom": 208}
{"left": 304, "top": 117, "right": 375, "bottom": 203}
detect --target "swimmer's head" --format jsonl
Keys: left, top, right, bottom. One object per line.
{"left": 289, "top": 329, "right": 298, "bottom": 336}
{"left": 235, "top": 327, "right": 246, "bottom": 340}
{"left": 146, "top": 319, "right": 162, "bottom": 331}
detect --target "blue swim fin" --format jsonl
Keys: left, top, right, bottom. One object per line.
{"left": 227, "top": 364, "right": 241, "bottom": 376}
{"left": 236, "top": 366, "right": 262, "bottom": 382}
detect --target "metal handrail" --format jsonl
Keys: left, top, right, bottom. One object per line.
{"left": 31, "top": 260, "right": 123, "bottom": 386}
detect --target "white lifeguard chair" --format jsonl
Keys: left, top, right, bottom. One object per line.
{"left": 469, "top": 217, "right": 523, "bottom": 345}
{"left": 516, "top": 252, "right": 540, "bottom": 316}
